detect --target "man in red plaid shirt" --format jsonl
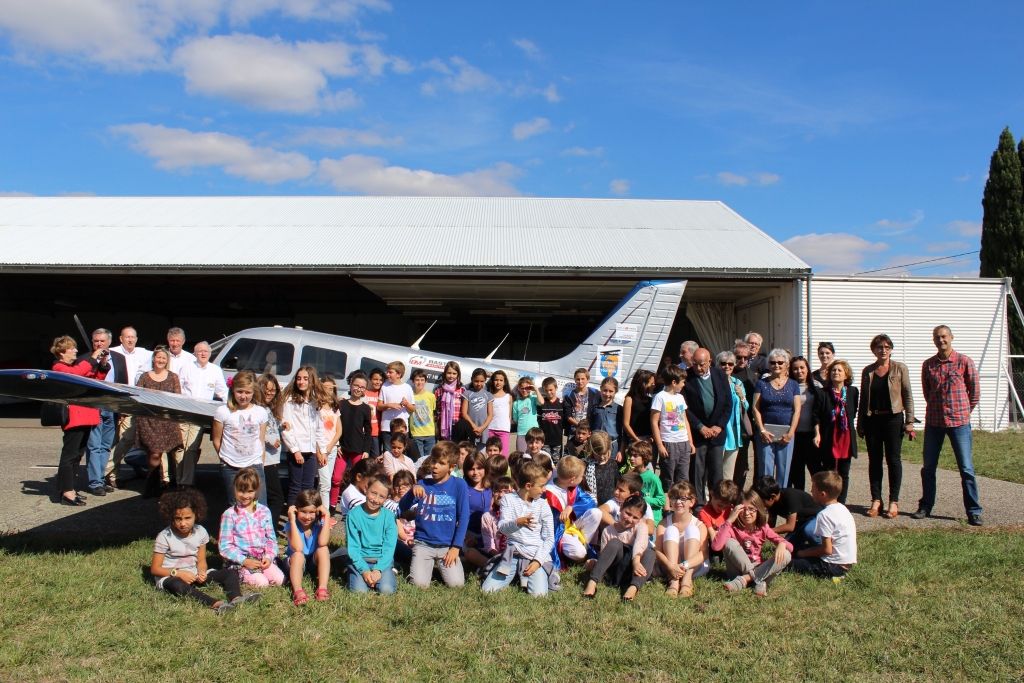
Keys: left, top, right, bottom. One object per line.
{"left": 913, "top": 325, "right": 983, "bottom": 526}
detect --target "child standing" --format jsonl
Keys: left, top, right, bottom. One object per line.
{"left": 513, "top": 376, "right": 541, "bottom": 452}
{"left": 481, "top": 461, "right": 555, "bottom": 597}
{"left": 333, "top": 370, "right": 372, "bottom": 493}
{"left": 434, "top": 361, "right": 464, "bottom": 443}
{"left": 711, "top": 490, "right": 792, "bottom": 596}
{"left": 317, "top": 375, "right": 343, "bottom": 513}
{"left": 563, "top": 419, "right": 592, "bottom": 459}
{"left": 284, "top": 490, "right": 332, "bottom": 605}
{"left": 409, "top": 369, "right": 437, "bottom": 457}
{"left": 256, "top": 373, "right": 286, "bottom": 531}
{"left": 790, "top": 471, "right": 857, "bottom": 579}
{"left": 281, "top": 366, "right": 329, "bottom": 505}
{"left": 212, "top": 370, "right": 270, "bottom": 507}
{"left": 379, "top": 361, "right": 414, "bottom": 450}
{"left": 583, "top": 494, "right": 655, "bottom": 602}
{"left": 364, "top": 367, "right": 384, "bottom": 458}
{"left": 461, "top": 369, "right": 494, "bottom": 450}
{"left": 588, "top": 377, "right": 623, "bottom": 462}
{"left": 346, "top": 475, "right": 399, "bottom": 594}
{"left": 583, "top": 431, "right": 619, "bottom": 508}
{"left": 564, "top": 368, "right": 601, "bottom": 441}
{"left": 655, "top": 481, "right": 709, "bottom": 598}
{"left": 627, "top": 440, "right": 666, "bottom": 524}
{"left": 398, "top": 442, "right": 470, "bottom": 588}
{"left": 651, "top": 364, "right": 691, "bottom": 492}
{"left": 219, "top": 467, "right": 284, "bottom": 588}
{"left": 622, "top": 369, "right": 655, "bottom": 464}
{"left": 543, "top": 455, "right": 601, "bottom": 567}
{"left": 487, "top": 370, "right": 513, "bottom": 455}
{"left": 151, "top": 490, "right": 258, "bottom": 615}
{"left": 537, "top": 377, "right": 565, "bottom": 462}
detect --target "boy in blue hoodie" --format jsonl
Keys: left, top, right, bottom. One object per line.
{"left": 399, "top": 441, "right": 470, "bottom": 588}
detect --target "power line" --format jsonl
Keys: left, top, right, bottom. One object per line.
{"left": 902, "top": 257, "right": 978, "bottom": 273}
{"left": 854, "top": 250, "right": 979, "bottom": 275}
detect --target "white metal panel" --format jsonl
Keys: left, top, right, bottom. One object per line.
{"left": 0, "top": 196, "right": 808, "bottom": 273}
{"left": 809, "top": 277, "right": 1008, "bottom": 431}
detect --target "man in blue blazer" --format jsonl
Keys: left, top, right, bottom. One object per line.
{"left": 683, "top": 348, "right": 733, "bottom": 507}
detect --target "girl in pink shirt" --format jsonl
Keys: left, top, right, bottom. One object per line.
{"left": 711, "top": 490, "right": 793, "bottom": 596}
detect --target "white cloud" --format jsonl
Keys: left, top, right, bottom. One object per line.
{"left": 715, "top": 171, "right": 781, "bottom": 187}
{"left": 948, "top": 220, "right": 982, "bottom": 237}
{"left": 112, "top": 123, "right": 315, "bottom": 183}
{"left": 542, "top": 83, "right": 561, "bottom": 102}
{"left": 0, "top": 190, "right": 34, "bottom": 196}
{"left": 421, "top": 56, "right": 500, "bottom": 95}
{"left": 317, "top": 154, "right": 521, "bottom": 196}
{"left": 782, "top": 232, "right": 889, "bottom": 273}
{"left": 512, "top": 117, "right": 551, "bottom": 141}
{"left": 609, "top": 179, "right": 630, "bottom": 195}
{"left": 561, "top": 147, "right": 603, "bottom": 157}
{"left": 513, "top": 38, "right": 541, "bottom": 60}
{"left": 0, "top": 0, "right": 390, "bottom": 69}
{"left": 171, "top": 34, "right": 412, "bottom": 112}
{"left": 875, "top": 210, "right": 923, "bottom": 234}
{"left": 287, "top": 126, "right": 404, "bottom": 148}
{"left": 956, "top": 173, "right": 971, "bottom": 182}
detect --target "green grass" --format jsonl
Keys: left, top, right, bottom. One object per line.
{"left": 2, "top": 528, "right": 1023, "bottom": 682}
{"left": 858, "top": 429, "right": 1024, "bottom": 485}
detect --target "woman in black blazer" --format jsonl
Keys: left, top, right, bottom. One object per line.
{"left": 814, "top": 359, "right": 859, "bottom": 504}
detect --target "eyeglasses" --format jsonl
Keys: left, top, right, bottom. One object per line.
{"left": 735, "top": 355, "right": 749, "bottom": 360}
{"left": 669, "top": 495, "right": 695, "bottom": 502}
{"left": 769, "top": 361, "right": 786, "bottom": 366}
{"left": 719, "top": 362, "right": 735, "bottom": 366}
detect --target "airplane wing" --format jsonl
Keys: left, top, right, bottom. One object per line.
{"left": 0, "top": 369, "right": 220, "bottom": 427}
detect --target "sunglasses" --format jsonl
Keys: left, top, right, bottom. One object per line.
{"left": 719, "top": 362, "right": 735, "bottom": 367}
{"left": 669, "top": 495, "right": 695, "bottom": 502}
{"left": 769, "top": 361, "right": 786, "bottom": 366}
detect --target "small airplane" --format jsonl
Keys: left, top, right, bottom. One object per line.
{"left": 0, "top": 280, "right": 686, "bottom": 427}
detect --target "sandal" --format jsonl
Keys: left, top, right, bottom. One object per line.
{"left": 314, "top": 587, "right": 331, "bottom": 601}
{"left": 292, "top": 589, "right": 309, "bottom": 606}
{"left": 665, "top": 580, "right": 680, "bottom": 597}
{"left": 865, "top": 500, "right": 882, "bottom": 517}
{"left": 884, "top": 502, "right": 899, "bottom": 519}
{"left": 679, "top": 585, "right": 694, "bottom": 598}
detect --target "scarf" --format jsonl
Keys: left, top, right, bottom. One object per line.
{"left": 830, "top": 386, "right": 848, "bottom": 433}
{"left": 438, "top": 381, "right": 459, "bottom": 440}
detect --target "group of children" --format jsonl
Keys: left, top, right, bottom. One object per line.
{"left": 153, "top": 358, "right": 857, "bottom": 609}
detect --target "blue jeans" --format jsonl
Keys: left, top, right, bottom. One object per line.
{"left": 220, "top": 462, "right": 267, "bottom": 507}
{"left": 347, "top": 559, "right": 397, "bottom": 594}
{"left": 920, "top": 424, "right": 981, "bottom": 516}
{"left": 758, "top": 434, "right": 794, "bottom": 488}
{"left": 86, "top": 410, "right": 116, "bottom": 489}
{"left": 412, "top": 436, "right": 435, "bottom": 458}
{"left": 480, "top": 561, "right": 549, "bottom": 597}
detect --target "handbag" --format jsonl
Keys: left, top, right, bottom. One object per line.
{"left": 741, "top": 412, "right": 754, "bottom": 439}
{"left": 40, "top": 401, "right": 69, "bottom": 428}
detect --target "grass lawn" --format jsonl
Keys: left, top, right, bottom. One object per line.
{"left": 1, "top": 528, "right": 1023, "bottom": 682}
{"left": 858, "top": 429, "right": 1024, "bottom": 485}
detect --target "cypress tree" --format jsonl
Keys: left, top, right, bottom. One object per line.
{"left": 980, "top": 127, "right": 1024, "bottom": 352}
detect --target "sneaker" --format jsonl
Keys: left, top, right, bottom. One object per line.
{"left": 233, "top": 593, "right": 262, "bottom": 605}
{"left": 910, "top": 508, "right": 930, "bottom": 520}
{"left": 753, "top": 581, "right": 767, "bottom": 596}
{"left": 88, "top": 486, "right": 107, "bottom": 497}
{"left": 213, "top": 602, "right": 236, "bottom": 615}
{"left": 723, "top": 577, "right": 746, "bottom": 593}
{"left": 967, "top": 514, "right": 984, "bottom": 527}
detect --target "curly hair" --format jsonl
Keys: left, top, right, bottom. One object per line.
{"left": 158, "top": 489, "right": 208, "bottom": 524}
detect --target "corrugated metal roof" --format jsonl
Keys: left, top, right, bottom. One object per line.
{"left": 0, "top": 196, "right": 809, "bottom": 274}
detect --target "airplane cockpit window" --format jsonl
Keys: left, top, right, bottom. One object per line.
{"left": 300, "top": 346, "right": 347, "bottom": 379}
{"left": 359, "top": 357, "right": 389, "bottom": 376}
{"left": 219, "top": 338, "right": 294, "bottom": 376}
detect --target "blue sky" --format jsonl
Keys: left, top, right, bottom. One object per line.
{"left": 2, "top": 1, "right": 1022, "bottom": 275}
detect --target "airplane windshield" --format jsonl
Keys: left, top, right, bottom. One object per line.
{"left": 219, "top": 338, "right": 295, "bottom": 376}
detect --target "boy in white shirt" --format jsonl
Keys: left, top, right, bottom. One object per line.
{"left": 378, "top": 361, "right": 415, "bottom": 448}
{"left": 650, "top": 364, "right": 691, "bottom": 492}
{"left": 791, "top": 470, "right": 857, "bottom": 580}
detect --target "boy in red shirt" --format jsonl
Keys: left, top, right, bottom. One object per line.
{"left": 698, "top": 479, "right": 740, "bottom": 542}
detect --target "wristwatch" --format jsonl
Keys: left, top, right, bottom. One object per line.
{"left": 170, "top": 569, "right": 177, "bottom": 577}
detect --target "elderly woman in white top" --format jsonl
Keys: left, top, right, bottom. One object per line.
{"left": 715, "top": 351, "right": 748, "bottom": 481}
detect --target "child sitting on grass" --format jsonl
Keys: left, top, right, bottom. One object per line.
{"left": 398, "top": 441, "right": 470, "bottom": 589}
{"left": 711, "top": 490, "right": 792, "bottom": 596}
{"left": 339, "top": 458, "right": 386, "bottom": 517}
{"left": 219, "top": 467, "right": 284, "bottom": 588}
{"left": 284, "top": 489, "right": 332, "bottom": 605}
{"left": 486, "top": 451, "right": 509, "bottom": 481}
{"left": 626, "top": 440, "right": 665, "bottom": 523}
{"left": 463, "top": 450, "right": 494, "bottom": 570}
{"left": 480, "top": 476, "right": 518, "bottom": 557}
{"left": 583, "top": 494, "right": 655, "bottom": 602}
{"left": 389, "top": 469, "right": 416, "bottom": 567}
{"left": 584, "top": 430, "right": 619, "bottom": 506}
{"left": 151, "top": 490, "right": 259, "bottom": 615}
{"left": 347, "top": 475, "right": 398, "bottom": 594}
{"left": 543, "top": 455, "right": 600, "bottom": 568}
{"left": 790, "top": 471, "right": 857, "bottom": 580}
{"left": 654, "top": 481, "right": 709, "bottom": 598}
{"left": 699, "top": 478, "right": 740, "bottom": 542}
{"left": 481, "top": 461, "right": 555, "bottom": 598}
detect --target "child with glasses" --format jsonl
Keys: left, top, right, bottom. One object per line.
{"left": 655, "top": 481, "right": 709, "bottom": 598}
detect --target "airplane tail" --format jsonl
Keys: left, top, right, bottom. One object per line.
{"left": 545, "top": 280, "right": 686, "bottom": 384}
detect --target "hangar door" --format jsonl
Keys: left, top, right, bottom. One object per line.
{"left": 736, "top": 299, "right": 773, "bottom": 348}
